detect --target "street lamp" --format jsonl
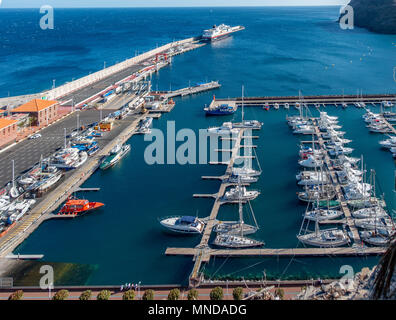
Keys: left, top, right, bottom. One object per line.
{"left": 138, "top": 281, "right": 141, "bottom": 299}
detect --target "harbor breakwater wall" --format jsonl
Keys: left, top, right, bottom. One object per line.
{"left": 42, "top": 37, "right": 197, "bottom": 101}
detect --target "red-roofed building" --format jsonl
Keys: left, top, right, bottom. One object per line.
{"left": 0, "top": 118, "right": 18, "bottom": 148}
{"left": 10, "top": 99, "right": 59, "bottom": 126}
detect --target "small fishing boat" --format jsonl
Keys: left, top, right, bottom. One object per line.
{"left": 159, "top": 216, "right": 205, "bottom": 234}
{"left": 100, "top": 144, "right": 131, "bottom": 170}
{"left": 205, "top": 103, "right": 236, "bottom": 116}
{"left": 58, "top": 197, "right": 104, "bottom": 216}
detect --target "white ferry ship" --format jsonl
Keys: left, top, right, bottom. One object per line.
{"left": 202, "top": 24, "right": 245, "bottom": 42}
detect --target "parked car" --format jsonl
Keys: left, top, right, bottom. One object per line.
{"left": 29, "top": 133, "right": 41, "bottom": 140}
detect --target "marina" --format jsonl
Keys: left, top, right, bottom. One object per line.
{"left": 0, "top": 6, "right": 395, "bottom": 291}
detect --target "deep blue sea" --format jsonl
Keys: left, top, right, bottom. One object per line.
{"left": 2, "top": 7, "right": 396, "bottom": 285}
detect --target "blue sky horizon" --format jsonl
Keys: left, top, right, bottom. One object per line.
{"left": 0, "top": 0, "right": 349, "bottom": 9}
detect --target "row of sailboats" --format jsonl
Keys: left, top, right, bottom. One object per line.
{"left": 289, "top": 108, "right": 394, "bottom": 247}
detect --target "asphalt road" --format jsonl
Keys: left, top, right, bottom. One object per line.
{"left": 60, "top": 62, "right": 148, "bottom": 104}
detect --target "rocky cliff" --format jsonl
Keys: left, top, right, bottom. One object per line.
{"left": 343, "top": 0, "right": 396, "bottom": 34}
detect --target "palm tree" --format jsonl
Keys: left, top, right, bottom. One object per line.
{"left": 372, "top": 236, "right": 396, "bottom": 299}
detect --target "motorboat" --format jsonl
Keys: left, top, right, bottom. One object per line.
{"left": 57, "top": 197, "right": 104, "bottom": 216}
{"left": 232, "top": 120, "right": 262, "bottom": 130}
{"left": 207, "top": 122, "right": 240, "bottom": 135}
{"left": 223, "top": 186, "right": 260, "bottom": 202}
{"left": 73, "top": 151, "right": 88, "bottom": 169}
{"left": 100, "top": 144, "right": 131, "bottom": 170}
{"left": 159, "top": 216, "right": 205, "bottom": 234}
{"left": 227, "top": 174, "right": 258, "bottom": 184}
{"left": 232, "top": 167, "right": 261, "bottom": 177}
{"left": 297, "top": 172, "right": 329, "bottom": 186}
{"left": 298, "top": 155, "right": 323, "bottom": 168}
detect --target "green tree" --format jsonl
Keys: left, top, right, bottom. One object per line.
{"left": 232, "top": 287, "right": 244, "bottom": 300}
{"left": 210, "top": 287, "right": 223, "bottom": 300}
{"left": 8, "top": 290, "right": 24, "bottom": 300}
{"left": 97, "top": 290, "right": 112, "bottom": 300}
{"left": 122, "top": 290, "right": 135, "bottom": 300}
{"left": 187, "top": 288, "right": 198, "bottom": 300}
{"left": 167, "top": 288, "right": 180, "bottom": 300}
{"left": 79, "top": 290, "right": 92, "bottom": 300}
{"left": 52, "top": 289, "right": 69, "bottom": 300}
{"left": 274, "top": 288, "right": 285, "bottom": 300}
{"left": 142, "top": 289, "right": 154, "bottom": 300}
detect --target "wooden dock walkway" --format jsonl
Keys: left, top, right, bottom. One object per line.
{"left": 158, "top": 81, "right": 221, "bottom": 99}
{"left": 208, "top": 94, "right": 396, "bottom": 109}
{"left": 166, "top": 246, "right": 385, "bottom": 258}
{"left": 313, "top": 121, "right": 361, "bottom": 244}
{"left": 187, "top": 130, "right": 247, "bottom": 285}
{"left": 381, "top": 117, "right": 396, "bottom": 135}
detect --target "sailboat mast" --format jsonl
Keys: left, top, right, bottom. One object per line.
{"left": 241, "top": 85, "right": 245, "bottom": 123}
{"left": 238, "top": 176, "right": 244, "bottom": 237}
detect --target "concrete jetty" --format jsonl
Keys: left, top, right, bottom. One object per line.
{"left": 157, "top": 81, "right": 221, "bottom": 99}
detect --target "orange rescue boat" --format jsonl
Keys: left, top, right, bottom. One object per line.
{"left": 58, "top": 197, "right": 104, "bottom": 216}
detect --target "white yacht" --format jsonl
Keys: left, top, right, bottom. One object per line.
{"left": 232, "top": 167, "right": 261, "bottom": 177}
{"left": 159, "top": 216, "right": 205, "bottom": 234}
{"left": 354, "top": 217, "right": 394, "bottom": 231}
{"left": 360, "top": 230, "right": 393, "bottom": 246}
{"left": 213, "top": 234, "right": 264, "bottom": 248}
{"left": 304, "top": 209, "right": 344, "bottom": 221}
{"left": 207, "top": 122, "right": 239, "bottom": 135}
{"left": 223, "top": 186, "right": 260, "bottom": 202}
{"left": 351, "top": 206, "right": 388, "bottom": 219}
{"left": 297, "top": 222, "right": 349, "bottom": 247}
{"left": 227, "top": 174, "right": 258, "bottom": 184}
{"left": 298, "top": 155, "right": 323, "bottom": 168}
{"left": 73, "top": 151, "right": 88, "bottom": 169}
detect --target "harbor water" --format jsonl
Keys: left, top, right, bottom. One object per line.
{"left": 2, "top": 7, "right": 396, "bottom": 285}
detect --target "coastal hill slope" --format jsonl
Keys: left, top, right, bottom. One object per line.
{"left": 344, "top": 0, "right": 396, "bottom": 34}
